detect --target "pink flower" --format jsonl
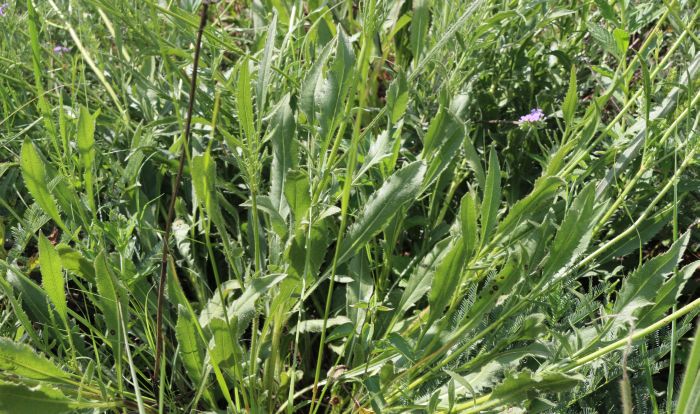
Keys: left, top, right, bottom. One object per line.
{"left": 0, "top": 3, "right": 9, "bottom": 16}
{"left": 53, "top": 45, "right": 70, "bottom": 54}
{"left": 516, "top": 108, "right": 545, "bottom": 125}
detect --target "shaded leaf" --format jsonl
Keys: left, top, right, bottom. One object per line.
{"left": 396, "top": 237, "right": 451, "bottom": 316}
{"left": 0, "top": 381, "right": 76, "bottom": 414}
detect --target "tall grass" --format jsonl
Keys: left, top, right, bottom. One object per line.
{"left": 0, "top": 0, "right": 699, "bottom": 413}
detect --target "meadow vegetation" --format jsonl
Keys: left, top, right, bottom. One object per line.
{"left": 0, "top": 0, "right": 699, "bottom": 412}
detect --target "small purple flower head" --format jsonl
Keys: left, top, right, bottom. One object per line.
{"left": 0, "top": 3, "right": 10, "bottom": 17}
{"left": 516, "top": 108, "right": 545, "bottom": 127}
{"left": 53, "top": 45, "right": 70, "bottom": 55}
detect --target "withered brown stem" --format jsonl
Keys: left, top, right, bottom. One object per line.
{"left": 153, "top": 1, "right": 209, "bottom": 391}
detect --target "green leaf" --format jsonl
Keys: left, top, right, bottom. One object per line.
{"left": 200, "top": 274, "right": 286, "bottom": 334}
{"left": 587, "top": 24, "right": 618, "bottom": 57}
{"left": 237, "top": 58, "right": 255, "bottom": 142}
{"left": 26, "top": 0, "right": 57, "bottom": 145}
{"left": 421, "top": 106, "right": 446, "bottom": 158}
{"left": 0, "top": 337, "right": 70, "bottom": 381}
{"left": 613, "top": 28, "right": 629, "bottom": 57}
{"left": 562, "top": 66, "right": 577, "bottom": 128}
{"left": 0, "top": 162, "right": 16, "bottom": 181}
{"left": 428, "top": 237, "right": 466, "bottom": 324}
{"left": 175, "top": 305, "right": 206, "bottom": 386}
{"left": 677, "top": 322, "right": 700, "bottom": 414}
{"left": 299, "top": 41, "right": 334, "bottom": 124}
{"left": 38, "top": 233, "right": 67, "bottom": 322}
{"left": 496, "top": 176, "right": 563, "bottom": 237}
{"left": 346, "top": 254, "right": 374, "bottom": 332}
{"left": 191, "top": 152, "right": 226, "bottom": 233}
{"left": 20, "top": 140, "right": 66, "bottom": 231}
{"left": 396, "top": 237, "right": 450, "bottom": 316}
{"left": 207, "top": 318, "right": 241, "bottom": 369}
{"left": 479, "top": 148, "right": 501, "bottom": 249}
{"left": 339, "top": 161, "right": 426, "bottom": 264}
{"left": 460, "top": 193, "right": 478, "bottom": 263}
{"left": 593, "top": 0, "right": 617, "bottom": 24}
{"left": 268, "top": 95, "right": 297, "bottom": 214}
{"left": 283, "top": 169, "right": 311, "bottom": 226}
{"left": 410, "top": 0, "right": 430, "bottom": 60}
{"left": 599, "top": 207, "right": 671, "bottom": 263}
{"left": 459, "top": 256, "right": 521, "bottom": 331}
{"left": 6, "top": 267, "right": 53, "bottom": 326}
{"left": 388, "top": 333, "right": 415, "bottom": 362}
{"left": 0, "top": 381, "right": 77, "bottom": 414}
{"left": 77, "top": 106, "right": 97, "bottom": 212}
{"left": 0, "top": 278, "right": 43, "bottom": 347}
{"left": 637, "top": 261, "right": 699, "bottom": 328}
{"left": 94, "top": 251, "right": 127, "bottom": 342}
{"left": 490, "top": 370, "right": 583, "bottom": 402}
{"left": 228, "top": 274, "right": 286, "bottom": 330}
{"left": 255, "top": 12, "right": 277, "bottom": 118}
{"left": 355, "top": 129, "right": 394, "bottom": 181}
{"left": 435, "top": 344, "right": 550, "bottom": 402}
{"left": 287, "top": 223, "right": 329, "bottom": 282}
{"left": 386, "top": 71, "right": 409, "bottom": 123}
{"left": 317, "top": 28, "right": 355, "bottom": 138}
{"left": 463, "top": 137, "right": 485, "bottom": 189}
{"left": 55, "top": 244, "right": 95, "bottom": 282}
{"left": 542, "top": 182, "right": 596, "bottom": 279}
{"left": 613, "top": 232, "right": 690, "bottom": 331}
{"left": 242, "top": 195, "right": 287, "bottom": 238}
{"left": 422, "top": 115, "right": 463, "bottom": 190}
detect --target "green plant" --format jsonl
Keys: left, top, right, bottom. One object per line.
{"left": 0, "top": 0, "right": 699, "bottom": 413}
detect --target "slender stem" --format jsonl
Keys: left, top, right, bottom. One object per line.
{"left": 153, "top": 1, "right": 209, "bottom": 390}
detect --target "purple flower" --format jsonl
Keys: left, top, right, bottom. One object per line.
{"left": 53, "top": 45, "right": 70, "bottom": 55}
{"left": 0, "top": 3, "right": 9, "bottom": 16}
{"left": 516, "top": 108, "right": 545, "bottom": 125}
